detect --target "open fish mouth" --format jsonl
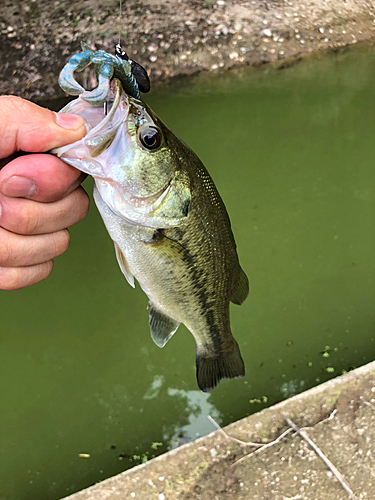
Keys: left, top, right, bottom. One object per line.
{"left": 52, "top": 79, "right": 130, "bottom": 180}
{"left": 52, "top": 81, "right": 176, "bottom": 227}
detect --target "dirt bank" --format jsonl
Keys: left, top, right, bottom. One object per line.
{"left": 65, "top": 361, "right": 375, "bottom": 500}
{"left": 1, "top": 0, "right": 375, "bottom": 101}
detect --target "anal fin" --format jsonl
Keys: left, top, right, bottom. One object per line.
{"left": 114, "top": 242, "right": 135, "bottom": 288}
{"left": 231, "top": 267, "right": 249, "bottom": 305}
{"left": 149, "top": 303, "right": 180, "bottom": 348}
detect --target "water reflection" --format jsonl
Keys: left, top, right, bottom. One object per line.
{"left": 280, "top": 379, "right": 307, "bottom": 399}
{"left": 166, "top": 389, "right": 221, "bottom": 449}
{"left": 142, "top": 375, "right": 222, "bottom": 448}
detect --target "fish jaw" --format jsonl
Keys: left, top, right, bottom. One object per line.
{"left": 95, "top": 179, "right": 173, "bottom": 228}
{"left": 52, "top": 82, "right": 134, "bottom": 184}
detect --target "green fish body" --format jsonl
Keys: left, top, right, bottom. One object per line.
{"left": 53, "top": 80, "right": 248, "bottom": 391}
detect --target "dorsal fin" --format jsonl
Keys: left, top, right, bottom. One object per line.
{"left": 149, "top": 303, "right": 180, "bottom": 348}
{"left": 231, "top": 267, "right": 249, "bottom": 305}
{"left": 114, "top": 243, "right": 135, "bottom": 288}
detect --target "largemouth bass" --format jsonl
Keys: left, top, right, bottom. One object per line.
{"left": 54, "top": 79, "right": 249, "bottom": 391}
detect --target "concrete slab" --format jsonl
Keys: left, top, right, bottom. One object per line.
{"left": 64, "top": 361, "right": 375, "bottom": 500}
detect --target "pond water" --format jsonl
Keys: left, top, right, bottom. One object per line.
{"left": 1, "top": 44, "right": 375, "bottom": 500}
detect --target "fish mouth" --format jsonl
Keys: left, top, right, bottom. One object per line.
{"left": 106, "top": 78, "right": 128, "bottom": 118}
{"left": 53, "top": 78, "right": 172, "bottom": 225}
{"left": 52, "top": 79, "right": 131, "bottom": 178}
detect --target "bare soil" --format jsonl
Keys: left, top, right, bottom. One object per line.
{"left": 1, "top": 0, "right": 375, "bottom": 101}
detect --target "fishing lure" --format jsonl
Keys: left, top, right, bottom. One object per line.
{"left": 59, "top": 42, "right": 150, "bottom": 104}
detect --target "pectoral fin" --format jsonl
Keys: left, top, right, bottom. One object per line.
{"left": 149, "top": 303, "right": 180, "bottom": 348}
{"left": 231, "top": 267, "right": 249, "bottom": 305}
{"left": 114, "top": 242, "right": 135, "bottom": 288}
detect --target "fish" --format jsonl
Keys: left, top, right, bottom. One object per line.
{"left": 53, "top": 79, "right": 249, "bottom": 391}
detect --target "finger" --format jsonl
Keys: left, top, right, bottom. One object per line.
{"left": 0, "top": 96, "right": 86, "bottom": 158}
{"left": 0, "top": 186, "right": 89, "bottom": 235}
{"left": 0, "top": 261, "right": 54, "bottom": 291}
{"left": 0, "top": 154, "right": 87, "bottom": 202}
{"left": 0, "top": 228, "right": 70, "bottom": 267}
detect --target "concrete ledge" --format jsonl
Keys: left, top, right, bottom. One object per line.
{"left": 65, "top": 361, "right": 375, "bottom": 499}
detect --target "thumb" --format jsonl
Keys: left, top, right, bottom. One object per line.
{"left": 0, "top": 96, "right": 87, "bottom": 159}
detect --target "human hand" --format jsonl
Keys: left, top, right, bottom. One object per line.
{"left": 0, "top": 96, "right": 89, "bottom": 290}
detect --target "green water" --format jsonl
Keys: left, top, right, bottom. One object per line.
{"left": 2, "top": 44, "right": 375, "bottom": 499}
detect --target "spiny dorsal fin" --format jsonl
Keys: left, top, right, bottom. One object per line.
{"left": 196, "top": 341, "right": 245, "bottom": 392}
{"left": 231, "top": 267, "right": 249, "bottom": 305}
{"left": 114, "top": 242, "right": 135, "bottom": 288}
{"left": 149, "top": 303, "right": 180, "bottom": 348}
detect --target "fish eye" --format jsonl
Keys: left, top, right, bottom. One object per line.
{"left": 138, "top": 125, "right": 162, "bottom": 151}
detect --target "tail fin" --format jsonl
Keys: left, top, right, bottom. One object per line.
{"left": 196, "top": 342, "right": 245, "bottom": 392}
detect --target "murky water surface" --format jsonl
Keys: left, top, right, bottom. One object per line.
{"left": 1, "top": 44, "right": 375, "bottom": 499}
